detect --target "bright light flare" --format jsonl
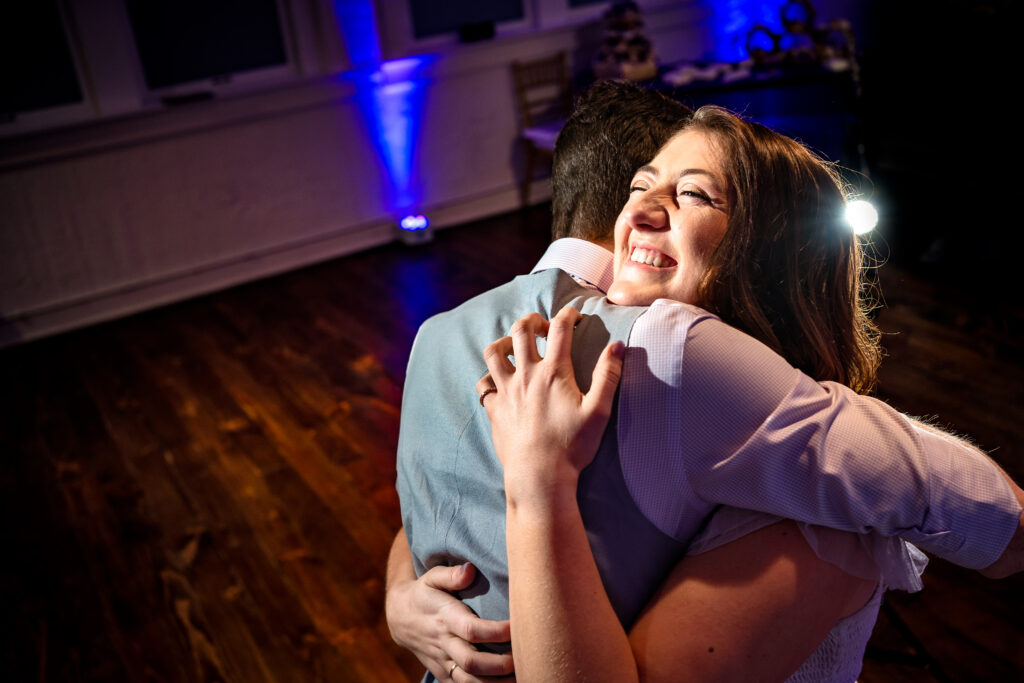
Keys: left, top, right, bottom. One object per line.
{"left": 845, "top": 199, "right": 878, "bottom": 235}
{"left": 400, "top": 214, "right": 429, "bottom": 231}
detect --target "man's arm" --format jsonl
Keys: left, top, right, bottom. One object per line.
{"left": 385, "top": 529, "right": 514, "bottom": 680}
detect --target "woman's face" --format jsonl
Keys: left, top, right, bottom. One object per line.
{"left": 606, "top": 130, "right": 730, "bottom": 307}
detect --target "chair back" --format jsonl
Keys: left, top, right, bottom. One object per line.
{"left": 511, "top": 51, "right": 572, "bottom": 130}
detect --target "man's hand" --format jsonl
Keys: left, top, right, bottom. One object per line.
{"left": 386, "top": 531, "right": 514, "bottom": 681}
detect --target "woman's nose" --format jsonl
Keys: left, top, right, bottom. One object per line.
{"left": 627, "top": 193, "right": 669, "bottom": 232}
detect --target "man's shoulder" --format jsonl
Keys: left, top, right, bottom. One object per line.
{"left": 418, "top": 269, "right": 576, "bottom": 335}
{"left": 406, "top": 270, "right": 582, "bottom": 392}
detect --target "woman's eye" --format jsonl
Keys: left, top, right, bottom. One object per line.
{"left": 678, "top": 188, "right": 711, "bottom": 203}
{"left": 629, "top": 184, "right": 647, "bottom": 193}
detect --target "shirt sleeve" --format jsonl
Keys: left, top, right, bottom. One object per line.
{"left": 619, "top": 300, "right": 1021, "bottom": 570}
{"left": 686, "top": 507, "right": 928, "bottom": 593}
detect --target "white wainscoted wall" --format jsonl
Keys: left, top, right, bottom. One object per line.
{"left": 0, "top": 0, "right": 860, "bottom": 346}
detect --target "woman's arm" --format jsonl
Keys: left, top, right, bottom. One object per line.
{"left": 646, "top": 304, "right": 1021, "bottom": 571}
{"left": 505, "top": 480, "right": 636, "bottom": 681}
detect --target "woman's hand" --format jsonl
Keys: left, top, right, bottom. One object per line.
{"left": 477, "top": 306, "right": 625, "bottom": 506}
{"left": 477, "top": 307, "right": 634, "bottom": 682}
{"left": 385, "top": 561, "right": 515, "bottom": 682}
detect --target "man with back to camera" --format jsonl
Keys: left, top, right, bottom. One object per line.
{"left": 385, "top": 81, "right": 1024, "bottom": 681}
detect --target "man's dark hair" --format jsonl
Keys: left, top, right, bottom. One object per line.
{"left": 551, "top": 81, "right": 691, "bottom": 242}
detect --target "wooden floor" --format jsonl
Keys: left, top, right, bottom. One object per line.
{"left": 1, "top": 203, "right": 1021, "bottom": 682}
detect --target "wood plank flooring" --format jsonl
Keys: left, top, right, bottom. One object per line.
{"left": 1, "top": 203, "right": 1021, "bottom": 681}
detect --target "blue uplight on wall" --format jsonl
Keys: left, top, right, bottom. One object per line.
{"left": 335, "top": 1, "right": 433, "bottom": 214}
{"left": 367, "top": 60, "right": 433, "bottom": 210}
{"left": 701, "top": 0, "right": 783, "bottom": 62}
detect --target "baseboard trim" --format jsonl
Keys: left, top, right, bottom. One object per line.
{"left": 0, "top": 180, "right": 551, "bottom": 348}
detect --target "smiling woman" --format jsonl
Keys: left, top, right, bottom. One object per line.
{"left": 618, "top": 105, "right": 879, "bottom": 394}
{"left": 607, "top": 129, "right": 731, "bottom": 308}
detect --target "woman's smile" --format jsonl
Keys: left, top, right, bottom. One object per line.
{"left": 628, "top": 243, "right": 678, "bottom": 268}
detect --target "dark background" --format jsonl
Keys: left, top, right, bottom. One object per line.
{"left": 857, "top": 1, "right": 1017, "bottom": 292}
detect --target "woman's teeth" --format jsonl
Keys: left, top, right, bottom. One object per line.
{"left": 630, "top": 248, "right": 670, "bottom": 267}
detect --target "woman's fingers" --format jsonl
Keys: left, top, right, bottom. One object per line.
{"left": 583, "top": 341, "right": 625, "bottom": 418}
{"left": 509, "top": 312, "right": 548, "bottom": 366}
{"left": 545, "top": 306, "right": 583, "bottom": 365}
{"left": 475, "top": 374, "right": 498, "bottom": 408}
{"left": 487, "top": 309, "right": 579, "bottom": 376}
{"left": 482, "top": 338, "right": 515, "bottom": 384}
{"left": 482, "top": 311, "right": 561, "bottom": 392}
{"left": 481, "top": 309, "right": 592, "bottom": 419}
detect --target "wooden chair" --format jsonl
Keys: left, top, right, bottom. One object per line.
{"left": 511, "top": 51, "right": 572, "bottom": 206}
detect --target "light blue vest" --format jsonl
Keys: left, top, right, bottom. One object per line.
{"left": 397, "top": 269, "right": 686, "bottom": 651}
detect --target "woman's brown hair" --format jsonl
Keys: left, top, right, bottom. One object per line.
{"left": 687, "top": 106, "right": 881, "bottom": 393}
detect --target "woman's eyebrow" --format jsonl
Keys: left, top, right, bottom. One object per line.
{"left": 676, "top": 168, "right": 719, "bottom": 182}
{"left": 637, "top": 165, "right": 725, "bottom": 190}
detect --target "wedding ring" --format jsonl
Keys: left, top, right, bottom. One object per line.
{"left": 479, "top": 387, "right": 497, "bottom": 406}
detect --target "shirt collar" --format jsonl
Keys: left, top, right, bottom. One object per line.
{"left": 530, "top": 238, "right": 614, "bottom": 293}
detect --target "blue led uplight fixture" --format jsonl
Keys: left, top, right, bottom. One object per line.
{"left": 400, "top": 214, "right": 429, "bottom": 231}
{"left": 399, "top": 213, "right": 433, "bottom": 245}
